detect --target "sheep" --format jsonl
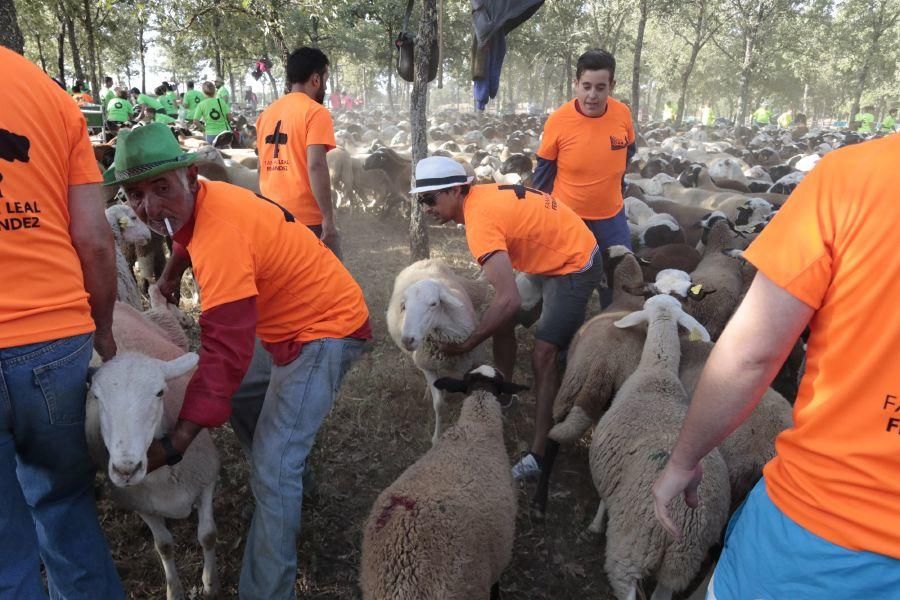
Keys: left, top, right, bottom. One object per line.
{"left": 106, "top": 203, "right": 150, "bottom": 309}
{"left": 360, "top": 365, "right": 523, "bottom": 600}
{"left": 637, "top": 244, "right": 702, "bottom": 282}
{"left": 386, "top": 259, "right": 490, "bottom": 445}
{"left": 194, "top": 145, "right": 260, "bottom": 193}
{"left": 86, "top": 302, "right": 221, "bottom": 600}
{"left": 624, "top": 197, "right": 685, "bottom": 248}
{"left": 142, "top": 283, "right": 193, "bottom": 351}
{"left": 587, "top": 294, "right": 729, "bottom": 600}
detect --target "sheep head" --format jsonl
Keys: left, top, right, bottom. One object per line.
{"left": 105, "top": 203, "right": 151, "bottom": 246}
{"left": 399, "top": 279, "right": 469, "bottom": 351}
{"left": 88, "top": 351, "right": 198, "bottom": 487}
{"left": 614, "top": 294, "right": 711, "bottom": 342}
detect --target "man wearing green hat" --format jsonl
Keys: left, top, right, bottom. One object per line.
{"left": 106, "top": 123, "right": 372, "bottom": 598}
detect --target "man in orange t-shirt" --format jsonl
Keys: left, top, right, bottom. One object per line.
{"left": 412, "top": 156, "right": 602, "bottom": 482}
{"left": 256, "top": 47, "right": 340, "bottom": 257}
{"left": 108, "top": 123, "right": 371, "bottom": 598}
{"left": 0, "top": 47, "right": 122, "bottom": 598}
{"left": 653, "top": 135, "right": 900, "bottom": 598}
{"left": 535, "top": 48, "right": 635, "bottom": 267}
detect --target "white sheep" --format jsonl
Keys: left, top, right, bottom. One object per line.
{"left": 360, "top": 365, "right": 523, "bottom": 599}
{"left": 105, "top": 203, "right": 150, "bottom": 309}
{"left": 86, "top": 302, "right": 221, "bottom": 600}
{"left": 588, "top": 295, "right": 730, "bottom": 600}
{"left": 387, "top": 259, "right": 489, "bottom": 445}
{"left": 142, "top": 283, "right": 193, "bottom": 351}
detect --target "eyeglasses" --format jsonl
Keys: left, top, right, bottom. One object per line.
{"left": 418, "top": 191, "right": 442, "bottom": 206}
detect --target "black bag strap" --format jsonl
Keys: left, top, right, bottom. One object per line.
{"left": 498, "top": 184, "right": 541, "bottom": 199}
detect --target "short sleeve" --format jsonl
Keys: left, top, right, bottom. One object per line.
{"left": 191, "top": 222, "right": 259, "bottom": 310}
{"left": 742, "top": 159, "right": 835, "bottom": 310}
{"left": 537, "top": 113, "right": 559, "bottom": 161}
{"left": 307, "top": 107, "right": 336, "bottom": 150}
{"left": 465, "top": 203, "right": 508, "bottom": 264}
{"left": 64, "top": 100, "right": 102, "bottom": 185}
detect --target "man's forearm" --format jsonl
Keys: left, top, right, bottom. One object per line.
{"left": 162, "top": 243, "right": 192, "bottom": 282}
{"left": 308, "top": 162, "right": 335, "bottom": 223}
{"left": 467, "top": 293, "right": 520, "bottom": 349}
{"left": 79, "top": 242, "right": 117, "bottom": 334}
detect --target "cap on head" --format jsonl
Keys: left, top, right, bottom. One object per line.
{"left": 410, "top": 156, "right": 474, "bottom": 195}
{"left": 102, "top": 123, "right": 197, "bottom": 186}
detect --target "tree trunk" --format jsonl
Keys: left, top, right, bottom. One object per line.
{"left": 675, "top": 43, "right": 701, "bottom": 125}
{"left": 409, "top": 0, "right": 436, "bottom": 261}
{"left": 62, "top": 5, "right": 84, "bottom": 84}
{"left": 0, "top": 0, "right": 24, "bottom": 53}
{"left": 213, "top": 12, "right": 224, "bottom": 79}
{"left": 736, "top": 31, "right": 755, "bottom": 126}
{"left": 36, "top": 35, "right": 47, "bottom": 71}
{"left": 564, "top": 52, "right": 572, "bottom": 101}
{"left": 631, "top": 0, "right": 649, "bottom": 123}
{"left": 265, "top": 68, "right": 278, "bottom": 99}
{"left": 227, "top": 61, "right": 236, "bottom": 104}
{"left": 56, "top": 20, "right": 66, "bottom": 83}
{"left": 138, "top": 19, "right": 146, "bottom": 92}
{"left": 81, "top": 0, "right": 99, "bottom": 98}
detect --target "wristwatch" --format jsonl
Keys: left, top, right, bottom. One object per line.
{"left": 159, "top": 435, "right": 183, "bottom": 466}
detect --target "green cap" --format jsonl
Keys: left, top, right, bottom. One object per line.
{"left": 103, "top": 123, "right": 197, "bottom": 186}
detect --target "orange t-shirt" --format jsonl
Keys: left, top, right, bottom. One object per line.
{"left": 537, "top": 97, "right": 634, "bottom": 220}
{"left": 185, "top": 180, "right": 368, "bottom": 343}
{"left": 256, "top": 92, "right": 336, "bottom": 226}
{"left": 0, "top": 48, "right": 98, "bottom": 348}
{"left": 463, "top": 184, "right": 598, "bottom": 276}
{"left": 743, "top": 135, "right": 900, "bottom": 558}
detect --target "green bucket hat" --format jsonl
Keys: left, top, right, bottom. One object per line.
{"left": 103, "top": 123, "right": 197, "bottom": 186}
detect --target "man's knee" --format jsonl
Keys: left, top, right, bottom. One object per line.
{"left": 532, "top": 340, "right": 559, "bottom": 370}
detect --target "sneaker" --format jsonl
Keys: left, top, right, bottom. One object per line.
{"left": 511, "top": 452, "right": 542, "bottom": 482}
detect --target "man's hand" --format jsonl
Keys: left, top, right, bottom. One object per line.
{"left": 156, "top": 273, "right": 181, "bottom": 304}
{"left": 652, "top": 460, "right": 703, "bottom": 540}
{"left": 146, "top": 419, "right": 203, "bottom": 474}
{"left": 437, "top": 338, "right": 474, "bottom": 356}
{"left": 320, "top": 219, "right": 343, "bottom": 259}
{"left": 94, "top": 328, "right": 117, "bottom": 362}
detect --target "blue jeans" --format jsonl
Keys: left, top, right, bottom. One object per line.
{"left": 0, "top": 333, "right": 124, "bottom": 600}
{"left": 584, "top": 209, "right": 632, "bottom": 308}
{"left": 238, "top": 337, "right": 366, "bottom": 599}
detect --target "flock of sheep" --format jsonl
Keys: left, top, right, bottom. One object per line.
{"left": 87, "top": 107, "right": 875, "bottom": 598}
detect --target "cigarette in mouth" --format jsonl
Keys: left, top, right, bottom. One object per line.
{"left": 164, "top": 218, "right": 174, "bottom": 237}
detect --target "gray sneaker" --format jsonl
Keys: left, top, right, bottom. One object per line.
{"left": 511, "top": 453, "right": 541, "bottom": 482}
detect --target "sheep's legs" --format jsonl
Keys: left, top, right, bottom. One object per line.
{"left": 197, "top": 482, "right": 220, "bottom": 597}
{"left": 650, "top": 584, "right": 673, "bottom": 600}
{"left": 424, "top": 371, "right": 444, "bottom": 446}
{"left": 139, "top": 512, "right": 184, "bottom": 600}
{"left": 588, "top": 500, "right": 607, "bottom": 535}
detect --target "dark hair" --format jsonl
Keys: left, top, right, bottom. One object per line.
{"left": 890, "top": 108, "right": 897, "bottom": 115}
{"left": 104, "top": 76, "right": 113, "bottom": 85}
{"left": 187, "top": 80, "right": 195, "bottom": 89}
{"left": 72, "top": 83, "right": 83, "bottom": 93}
{"left": 576, "top": 49, "right": 616, "bottom": 81}
{"left": 457, "top": 184, "right": 471, "bottom": 196}
{"left": 154, "top": 84, "right": 166, "bottom": 96}
{"left": 130, "top": 87, "right": 141, "bottom": 95}
{"left": 286, "top": 47, "right": 330, "bottom": 86}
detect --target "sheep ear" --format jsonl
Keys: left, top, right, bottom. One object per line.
{"left": 500, "top": 382, "right": 529, "bottom": 394}
{"left": 163, "top": 352, "right": 199, "bottom": 380}
{"left": 676, "top": 311, "right": 711, "bottom": 342}
{"left": 432, "top": 377, "right": 467, "bottom": 393}
{"left": 636, "top": 256, "right": 652, "bottom": 266}
{"left": 622, "top": 283, "right": 654, "bottom": 298}
{"left": 614, "top": 310, "right": 649, "bottom": 329}
{"left": 438, "top": 287, "right": 465, "bottom": 310}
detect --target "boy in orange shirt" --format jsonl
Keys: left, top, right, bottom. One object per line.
{"left": 412, "top": 156, "right": 602, "bottom": 481}
{"left": 107, "top": 123, "right": 371, "bottom": 598}
{"left": 534, "top": 49, "right": 635, "bottom": 268}
{"left": 1, "top": 47, "right": 122, "bottom": 598}
{"left": 256, "top": 47, "right": 340, "bottom": 257}
{"left": 653, "top": 135, "right": 900, "bottom": 597}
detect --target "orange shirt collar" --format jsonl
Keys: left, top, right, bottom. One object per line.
{"left": 573, "top": 98, "right": 609, "bottom": 119}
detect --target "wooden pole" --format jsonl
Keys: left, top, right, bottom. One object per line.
{"left": 409, "top": 0, "right": 437, "bottom": 261}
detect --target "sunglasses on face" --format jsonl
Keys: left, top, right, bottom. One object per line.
{"left": 418, "top": 191, "right": 440, "bottom": 206}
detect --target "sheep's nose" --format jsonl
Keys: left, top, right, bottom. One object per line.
{"left": 402, "top": 335, "right": 416, "bottom": 350}
{"left": 112, "top": 460, "right": 143, "bottom": 480}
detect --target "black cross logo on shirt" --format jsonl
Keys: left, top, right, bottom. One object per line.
{"left": 265, "top": 120, "right": 288, "bottom": 158}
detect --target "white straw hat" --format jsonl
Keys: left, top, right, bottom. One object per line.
{"left": 410, "top": 156, "right": 475, "bottom": 195}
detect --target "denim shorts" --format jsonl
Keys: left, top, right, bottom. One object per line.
{"left": 584, "top": 207, "right": 633, "bottom": 254}
{"left": 534, "top": 248, "right": 604, "bottom": 349}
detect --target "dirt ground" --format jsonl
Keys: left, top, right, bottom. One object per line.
{"left": 98, "top": 209, "right": 617, "bottom": 599}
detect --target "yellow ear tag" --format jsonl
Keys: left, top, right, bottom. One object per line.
{"left": 690, "top": 284, "right": 703, "bottom": 295}
{"left": 118, "top": 217, "right": 130, "bottom": 229}
{"left": 689, "top": 328, "right": 703, "bottom": 342}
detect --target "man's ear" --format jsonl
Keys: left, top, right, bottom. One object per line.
{"left": 609, "top": 78, "right": 616, "bottom": 93}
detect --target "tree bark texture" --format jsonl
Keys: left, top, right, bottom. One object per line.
{"left": 0, "top": 0, "right": 24, "bottom": 53}
{"left": 56, "top": 20, "right": 66, "bottom": 83}
{"left": 631, "top": 0, "right": 649, "bottom": 121}
{"left": 81, "top": 0, "right": 99, "bottom": 98}
{"left": 138, "top": 18, "right": 146, "bottom": 92}
{"left": 63, "top": 6, "right": 84, "bottom": 84}
{"left": 409, "top": 0, "right": 437, "bottom": 262}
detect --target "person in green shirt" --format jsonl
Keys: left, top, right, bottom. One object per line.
{"left": 701, "top": 103, "right": 714, "bottom": 126}
{"left": 855, "top": 105, "right": 876, "bottom": 133}
{"left": 101, "top": 76, "right": 116, "bottom": 107}
{"left": 777, "top": 108, "right": 794, "bottom": 128}
{"left": 106, "top": 88, "right": 133, "bottom": 124}
{"left": 133, "top": 88, "right": 163, "bottom": 112}
{"left": 753, "top": 103, "right": 772, "bottom": 126}
{"left": 155, "top": 84, "right": 177, "bottom": 117}
{"left": 662, "top": 101, "right": 675, "bottom": 123}
{"left": 880, "top": 108, "right": 897, "bottom": 133}
{"left": 163, "top": 82, "right": 179, "bottom": 116}
{"left": 193, "top": 80, "right": 231, "bottom": 142}
{"left": 183, "top": 81, "right": 204, "bottom": 120}
{"left": 215, "top": 77, "right": 230, "bottom": 111}
{"left": 145, "top": 107, "right": 177, "bottom": 124}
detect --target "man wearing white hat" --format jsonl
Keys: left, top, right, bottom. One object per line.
{"left": 412, "top": 156, "right": 602, "bottom": 481}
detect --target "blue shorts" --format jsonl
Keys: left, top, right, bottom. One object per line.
{"left": 583, "top": 208, "right": 632, "bottom": 255}
{"left": 709, "top": 479, "right": 900, "bottom": 600}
